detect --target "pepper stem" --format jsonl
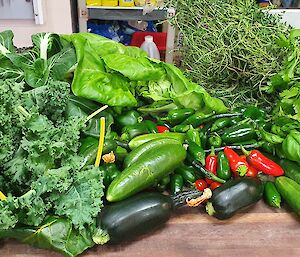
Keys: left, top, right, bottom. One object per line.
{"left": 186, "top": 188, "right": 212, "bottom": 207}
{"left": 240, "top": 145, "right": 251, "bottom": 157}
{"left": 209, "top": 146, "right": 215, "bottom": 157}
{"left": 206, "top": 202, "right": 216, "bottom": 216}
{"left": 237, "top": 165, "right": 248, "bottom": 177}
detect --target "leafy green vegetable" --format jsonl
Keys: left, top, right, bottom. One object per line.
{"left": 0, "top": 30, "right": 15, "bottom": 60}
{"left": 66, "top": 32, "right": 227, "bottom": 112}
{"left": 166, "top": 0, "right": 289, "bottom": 107}
{"left": 282, "top": 130, "right": 300, "bottom": 165}
{"left": 0, "top": 216, "right": 95, "bottom": 257}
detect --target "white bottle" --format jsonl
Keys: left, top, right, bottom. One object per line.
{"left": 140, "top": 35, "right": 160, "bottom": 60}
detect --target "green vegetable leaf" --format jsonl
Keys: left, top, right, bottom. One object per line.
{"left": 54, "top": 167, "right": 104, "bottom": 229}
{"left": 0, "top": 30, "right": 15, "bottom": 59}
{"left": 0, "top": 216, "right": 95, "bottom": 257}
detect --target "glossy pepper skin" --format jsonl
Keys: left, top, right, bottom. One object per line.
{"left": 116, "top": 110, "right": 142, "bottom": 128}
{"left": 170, "top": 174, "right": 184, "bottom": 195}
{"left": 217, "top": 151, "right": 231, "bottom": 180}
{"left": 186, "top": 128, "right": 201, "bottom": 146}
{"left": 205, "top": 147, "right": 218, "bottom": 184}
{"left": 224, "top": 147, "right": 249, "bottom": 176}
{"left": 208, "top": 133, "right": 222, "bottom": 147}
{"left": 242, "top": 148, "right": 284, "bottom": 176}
{"left": 164, "top": 108, "right": 195, "bottom": 125}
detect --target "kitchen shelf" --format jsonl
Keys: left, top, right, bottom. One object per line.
{"left": 87, "top": 6, "right": 168, "bottom": 21}
{"left": 77, "top": 0, "right": 175, "bottom": 63}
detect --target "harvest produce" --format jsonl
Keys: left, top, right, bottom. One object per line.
{"left": 1, "top": 13, "right": 300, "bottom": 257}
{"left": 166, "top": 0, "right": 289, "bottom": 107}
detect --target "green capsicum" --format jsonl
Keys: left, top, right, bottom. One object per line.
{"left": 208, "top": 133, "right": 222, "bottom": 148}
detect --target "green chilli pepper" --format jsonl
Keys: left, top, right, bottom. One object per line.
{"left": 186, "top": 128, "right": 201, "bottom": 146}
{"left": 217, "top": 151, "right": 231, "bottom": 180}
{"left": 208, "top": 133, "right": 222, "bottom": 147}
{"left": 163, "top": 108, "right": 195, "bottom": 125}
{"left": 144, "top": 120, "right": 158, "bottom": 133}
{"left": 264, "top": 181, "right": 281, "bottom": 208}
{"left": 170, "top": 174, "right": 184, "bottom": 195}
{"left": 171, "top": 124, "right": 191, "bottom": 133}
{"left": 187, "top": 141, "right": 206, "bottom": 166}
{"left": 175, "top": 164, "right": 197, "bottom": 184}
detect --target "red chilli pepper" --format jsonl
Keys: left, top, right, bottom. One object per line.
{"left": 205, "top": 147, "right": 217, "bottom": 184}
{"left": 156, "top": 125, "right": 169, "bottom": 133}
{"left": 241, "top": 155, "right": 258, "bottom": 177}
{"left": 224, "top": 146, "right": 249, "bottom": 177}
{"left": 210, "top": 181, "right": 222, "bottom": 190}
{"left": 242, "top": 147, "right": 284, "bottom": 177}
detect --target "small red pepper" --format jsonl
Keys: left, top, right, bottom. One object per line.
{"left": 224, "top": 146, "right": 249, "bottom": 176}
{"left": 195, "top": 179, "right": 208, "bottom": 191}
{"left": 210, "top": 181, "right": 222, "bottom": 190}
{"left": 242, "top": 147, "right": 284, "bottom": 177}
{"left": 156, "top": 125, "right": 169, "bottom": 133}
{"left": 205, "top": 147, "right": 217, "bottom": 184}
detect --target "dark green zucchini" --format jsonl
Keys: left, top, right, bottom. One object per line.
{"left": 97, "top": 190, "right": 202, "bottom": 243}
{"left": 206, "top": 177, "right": 264, "bottom": 219}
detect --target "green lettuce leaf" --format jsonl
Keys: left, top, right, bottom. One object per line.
{"left": 70, "top": 35, "right": 137, "bottom": 107}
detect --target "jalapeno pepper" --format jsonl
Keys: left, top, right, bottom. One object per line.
{"left": 175, "top": 164, "right": 197, "bottom": 184}
{"left": 120, "top": 122, "right": 150, "bottom": 141}
{"left": 205, "top": 147, "right": 218, "bottom": 184}
{"left": 187, "top": 141, "right": 206, "bottom": 166}
{"left": 116, "top": 110, "right": 142, "bottom": 128}
{"left": 101, "top": 164, "right": 121, "bottom": 187}
{"left": 264, "top": 181, "right": 281, "bottom": 208}
{"left": 217, "top": 151, "right": 231, "bottom": 180}
{"left": 242, "top": 147, "right": 284, "bottom": 176}
{"left": 162, "top": 108, "right": 195, "bottom": 125}
{"left": 144, "top": 120, "right": 158, "bottom": 133}
{"left": 221, "top": 123, "right": 257, "bottom": 144}
{"left": 181, "top": 112, "right": 214, "bottom": 127}
{"left": 208, "top": 133, "right": 222, "bottom": 148}
{"left": 170, "top": 174, "right": 184, "bottom": 195}
{"left": 211, "top": 117, "right": 232, "bottom": 132}
{"left": 171, "top": 124, "right": 191, "bottom": 133}
{"left": 186, "top": 128, "right": 201, "bottom": 146}
{"left": 224, "top": 146, "right": 249, "bottom": 176}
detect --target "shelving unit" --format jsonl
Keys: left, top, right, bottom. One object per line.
{"left": 77, "top": 0, "right": 175, "bottom": 63}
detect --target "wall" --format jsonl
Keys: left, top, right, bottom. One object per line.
{"left": 0, "top": 0, "right": 74, "bottom": 47}
{"left": 269, "top": 9, "right": 300, "bottom": 28}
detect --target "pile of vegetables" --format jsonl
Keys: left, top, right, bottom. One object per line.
{"left": 1, "top": 13, "right": 300, "bottom": 257}
{"left": 166, "top": 0, "right": 290, "bottom": 107}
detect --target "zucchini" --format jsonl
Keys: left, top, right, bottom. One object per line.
{"left": 275, "top": 176, "right": 300, "bottom": 216}
{"left": 277, "top": 159, "right": 300, "bottom": 184}
{"left": 97, "top": 190, "right": 202, "bottom": 244}
{"left": 124, "top": 138, "right": 178, "bottom": 168}
{"left": 206, "top": 177, "right": 264, "bottom": 219}
{"left": 107, "top": 141, "right": 186, "bottom": 202}
{"left": 128, "top": 133, "right": 185, "bottom": 149}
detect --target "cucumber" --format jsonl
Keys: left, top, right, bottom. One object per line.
{"left": 107, "top": 142, "right": 186, "bottom": 202}
{"left": 124, "top": 138, "right": 179, "bottom": 168}
{"left": 128, "top": 133, "right": 185, "bottom": 149}
{"left": 206, "top": 177, "right": 264, "bottom": 219}
{"left": 275, "top": 176, "right": 300, "bottom": 216}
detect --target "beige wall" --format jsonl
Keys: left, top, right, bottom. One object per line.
{"left": 0, "top": 0, "right": 74, "bottom": 47}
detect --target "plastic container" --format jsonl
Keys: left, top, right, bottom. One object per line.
{"left": 119, "top": 0, "right": 135, "bottom": 7}
{"left": 140, "top": 35, "right": 160, "bottom": 60}
{"left": 102, "top": 0, "right": 118, "bottom": 6}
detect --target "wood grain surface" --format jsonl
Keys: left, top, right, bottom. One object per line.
{"left": 1, "top": 200, "right": 300, "bottom": 257}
